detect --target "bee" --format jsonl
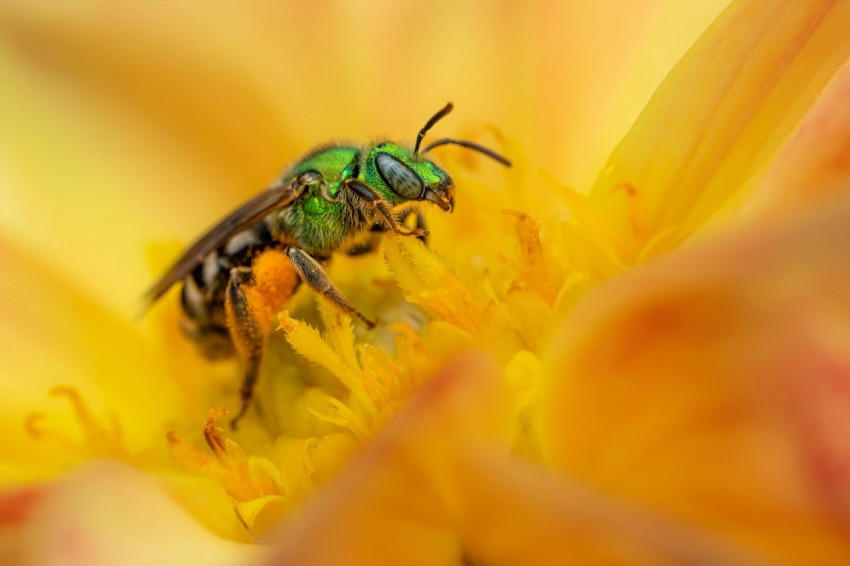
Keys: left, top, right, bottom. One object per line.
{"left": 145, "top": 103, "right": 510, "bottom": 428}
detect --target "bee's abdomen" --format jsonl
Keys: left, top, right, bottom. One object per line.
{"left": 179, "top": 218, "right": 275, "bottom": 360}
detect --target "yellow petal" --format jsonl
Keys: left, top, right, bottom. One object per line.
{"left": 0, "top": 235, "right": 179, "bottom": 479}
{"left": 545, "top": 188, "right": 850, "bottom": 562}
{"left": 589, "top": 0, "right": 850, "bottom": 263}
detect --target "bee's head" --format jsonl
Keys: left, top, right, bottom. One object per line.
{"left": 368, "top": 144, "right": 455, "bottom": 211}
{"left": 365, "top": 103, "right": 510, "bottom": 213}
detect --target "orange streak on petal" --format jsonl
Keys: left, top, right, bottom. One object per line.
{"left": 1, "top": 462, "right": 259, "bottom": 566}
{"left": 0, "top": 486, "right": 42, "bottom": 525}
{"left": 752, "top": 56, "right": 850, "bottom": 213}
{"left": 545, "top": 189, "right": 850, "bottom": 562}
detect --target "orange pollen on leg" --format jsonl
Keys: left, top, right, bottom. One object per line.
{"left": 249, "top": 248, "right": 300, "bottom": 334}
{"left": 224, "top": 249, "right": 298, "bottom": 362}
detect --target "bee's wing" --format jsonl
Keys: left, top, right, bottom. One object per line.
{"left": 143, "top": 175, "right": 310, "bottom": 308}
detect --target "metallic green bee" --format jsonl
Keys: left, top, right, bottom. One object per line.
{"left": 145, "top": 103, "right": 510, "bottom": 427}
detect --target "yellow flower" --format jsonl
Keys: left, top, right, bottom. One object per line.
{"left": 2, "top": 0, "right": 850, "bottom": 564}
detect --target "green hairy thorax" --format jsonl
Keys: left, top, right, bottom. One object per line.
{"left": 273, "top": 142, "right": 451, "bottom": 256}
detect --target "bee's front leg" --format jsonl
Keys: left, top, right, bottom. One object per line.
{"left": 396, "top": 206, "right": 428, "bottom": 245}
{"left": 346, "top": 207, "right": 428, "bottom": 256}
{"left": 342, "top": 179, "right": 429, "bottom": 240}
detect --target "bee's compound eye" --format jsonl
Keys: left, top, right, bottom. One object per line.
{"left": 376, "top": 153, "right": 423, "bottom": 199}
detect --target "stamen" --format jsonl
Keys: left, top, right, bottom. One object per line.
{"left": 24, "top": 386, "right": 125, "bottom": 459}
{"left": 308, "top": 396, "right": 371, "bottom": 443}
{"left": 24, "top": 414, "right": 45, "bottom": 439}
{"left": 611, "top": 182, "right": 647, "bottom": 247}
{"left": 204, "top": 407, "right": 230, "bottom": 462}
{"left": 48, "top": 385, "right": 121, "bottom": 443}
{"left": 168, "top": 409, "right": 282, "bottom": 505}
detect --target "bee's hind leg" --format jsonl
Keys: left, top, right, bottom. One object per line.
{"left": 224, "top": 267, "right": 265, "bottom": 429}
{"left": 224, "top": 249, "right": 300, "bottom": 429}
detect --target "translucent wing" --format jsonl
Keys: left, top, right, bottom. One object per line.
{"left": 143, "top": 173, "right": 315, "bottom": 308}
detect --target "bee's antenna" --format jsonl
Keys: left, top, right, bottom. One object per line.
{"left": 422, "top": 138, "right": 512, "bottom": 167}
{"left": 414, "top": 102, "right": 454, "bottom": 157}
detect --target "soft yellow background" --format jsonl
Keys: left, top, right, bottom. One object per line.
{"left": 0, "top": 1, "right": 728, "bottom": 316}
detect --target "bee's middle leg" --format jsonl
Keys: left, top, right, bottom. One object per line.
{"left": 285, "top": 246, "right": 376, "bottom": 328}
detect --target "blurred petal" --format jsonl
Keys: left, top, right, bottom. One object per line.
{"left": 751, "top": 56, "right": 850, "bottom": 213}
{"left": 588, "top": 0, "right": 850, "bottom": 262}
{"left": 0, "top": 461, "right": 259, "bottom": 566}
{"left": 545, "top": 188, "right": 850, "bottom": 562}
{"left": 265, "top": 352, "right": 764, "bottom": 565}
{"left": 455, "top": 452, "right": 765, "bottom": 566}
{"left": 266, "top": 352, "right": 506, "bottom": 566}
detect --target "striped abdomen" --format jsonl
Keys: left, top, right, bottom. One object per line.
{"left": 178, "top": 216, "right": 295, "bottom": 360}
